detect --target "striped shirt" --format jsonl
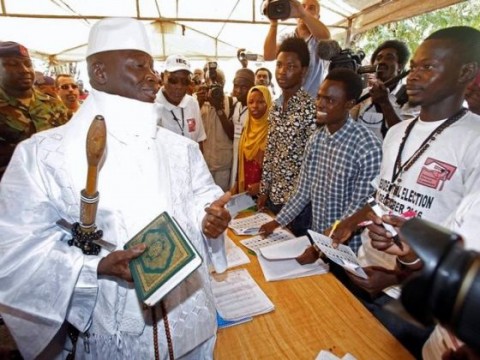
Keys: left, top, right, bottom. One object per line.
{"left": 276, "top": 118, "right": 382, "bottom": 253}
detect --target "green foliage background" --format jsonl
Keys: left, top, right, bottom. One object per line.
{"left": 353, "top": 1, "right": 480, "bottom": 62}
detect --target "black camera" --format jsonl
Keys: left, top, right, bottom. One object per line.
{"left": 208, "top": 84, "right": 224, "bottom": 102}
{"left": 329, "top": 49, "right": 377, "bottom": 75}
{"left": 262, "top": 0, "right": 290, "bottom": 20}
{"left": 399, "top": 218, "right": 480, "bottom": 353}
{"left": 204, "top": 62, "right": 224, "bottom": 102}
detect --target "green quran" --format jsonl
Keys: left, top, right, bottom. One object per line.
{"left": 124, "top": 211, "right": 202, "bottom": 306}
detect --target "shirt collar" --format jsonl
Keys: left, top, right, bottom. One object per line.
{"left": 157, "top": 88, "right": 189, "bottom": 110}
{"left": 91, "top": 88, "right": 158, "bottom": 143}
{"left": 320, "top": 117, "right": 354, "bottom": 142}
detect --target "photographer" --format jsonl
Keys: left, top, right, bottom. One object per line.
{"left": 368, "top": 191, "right": 480, "bottom": 360}
{"left": 263, "top": 0, "right": 330, "bottom": 98}
{"left": 156, "top": 54, "right": 206, "bottom": 148}
{"left": 198, "top": 65, "right": 242, "bottom": 191}
{"left": 351, "top": 40, "right": 420, "bottom": 141}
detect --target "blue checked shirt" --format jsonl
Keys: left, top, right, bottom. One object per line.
{"left": 276, "top": 118, "right": 382, "bottom": 253}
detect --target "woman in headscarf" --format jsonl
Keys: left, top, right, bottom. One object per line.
{"left": 236, "top": 85, "right": 272, "bottom": 196}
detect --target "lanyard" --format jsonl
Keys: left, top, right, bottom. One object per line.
{"left": 171, "top": 108, "right": 185, "bottom": 136}
{"left": 390, "top": 108, "right": 467, "bottom": 186}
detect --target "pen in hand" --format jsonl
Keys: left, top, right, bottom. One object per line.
{"left": 328, "top": 220, "right": 340, "bottom": 238}
{"left": 367, "top": 198, "right": 404, "bottom": 251}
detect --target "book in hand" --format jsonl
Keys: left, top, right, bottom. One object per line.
{"left": 124, "top": 211, "right": 202, "bottom": 306}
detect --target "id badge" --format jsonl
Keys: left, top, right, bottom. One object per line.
{"left": 187, "top": 118, "right": 196, "bottom": 132}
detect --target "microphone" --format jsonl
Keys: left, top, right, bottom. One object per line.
{"left": 357, "top": 69, "right": 410, "bottom": 104}
{"left": 317, "top": 40, "right": 342, "bottom": 61}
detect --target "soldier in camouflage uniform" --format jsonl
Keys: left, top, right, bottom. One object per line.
{"left": 0, "top": 41, "right": 69, "bottom": 179}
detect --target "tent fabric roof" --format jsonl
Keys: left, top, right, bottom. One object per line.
{"left": 0, "top": 0, "right": 463, "bottom": 63}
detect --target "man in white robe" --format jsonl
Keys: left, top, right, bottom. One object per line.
{"left": 0, "top": 17, "right": 230, "bottom": 359}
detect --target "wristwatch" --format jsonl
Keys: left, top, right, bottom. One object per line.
{"left": 216, "top": 109, "right": 225, "bottom": 116}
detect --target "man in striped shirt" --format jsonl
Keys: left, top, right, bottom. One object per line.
{"left": 260, "top": 69, "right": 382, "bottom": 253}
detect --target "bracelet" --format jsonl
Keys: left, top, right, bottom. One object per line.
{"left": 397, "top": 256, "right": 421, "bottom": 266}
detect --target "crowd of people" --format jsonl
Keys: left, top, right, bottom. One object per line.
{"left": 1, "top": 0, "right": 480, "bottom": 359}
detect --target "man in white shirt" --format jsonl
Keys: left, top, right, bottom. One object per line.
{"left": 352, "top": 40, "right": 420, "bottom": 141}
{"left": 156, "top": 54, "right": 206, "bottom": 149}
{"left": 0, "top": 18, "right": 230, "bottom": 359}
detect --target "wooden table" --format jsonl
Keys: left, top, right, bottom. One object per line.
{"left": 214, "top": 227, "right": 414, "bottom": 360}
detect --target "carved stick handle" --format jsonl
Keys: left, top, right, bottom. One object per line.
{"left": 81, "top": 115, "right": 106, "bottom": 232}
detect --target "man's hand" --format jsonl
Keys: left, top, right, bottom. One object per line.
{"left": 259, "top": 219, "right": 280, "bottom": 237}
{"left": 256, "top": 194, "right": 268, "bottom": 211}
{"left": 328, "top": 219, "right": 356, "bottom": 248}
{"left": 369, "top": 81, "right": 390, "bottom": 106}
{"left": 367, "top": 214, "right": 410, "bottom": 256}
{"left": 346, "top": 266, "right": 398, "bottom": 298}
{"left": 246, "top": 182, "right": 260, "bottom": 196}
{"left": 202, "top": 192, "right": 232, "bottom": 238}
{"left": 195, "top": 85, "right": 208, "bottom": 107}
{"left": 295, "top": 245, "right": 320, "bottom": 265}
{"left": 97, "top": 243, "right": 146, "bottom": 282}
{"left": 288, "top": 0, "right": 307, "bottom": 19}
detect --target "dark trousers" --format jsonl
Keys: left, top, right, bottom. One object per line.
{"left": 266, "top": 198, "right": 312, "bottom": 237}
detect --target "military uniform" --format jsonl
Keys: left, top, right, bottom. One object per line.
{"left": 0, "top": 86, "right": 69, "bottom": 177}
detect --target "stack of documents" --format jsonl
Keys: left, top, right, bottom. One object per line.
{"left": 210, "top": 268, "right": 275, "bottom": 321}
{"left": 257, "top": 236, "right": 329, "bottom": 281}
{"left": 225, "top": 235, "right": 250, "bottom": 269}
{"left": 228, "top": 212, "right": 274, "bottom": 236}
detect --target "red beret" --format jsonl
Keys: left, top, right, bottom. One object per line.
{"left": 0, "top": 41, "right": 30, "bottom": 58}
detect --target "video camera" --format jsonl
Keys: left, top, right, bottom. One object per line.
{"left": 329, "top": 48, "right": 377, "bottom": 74}
{"left": 316, "top": 40, "right": 377, "bottom": 75}
{"left": 262, "top": 0, "right": 290, "bottom": 20}
{"left": 204, "top": 61, "right": 224, "bottom": 102}
{"left": 399, "top": 218, "right": 480, "bottom": 353}
{"left": 237, "top": 50, "right": 262, "bottom": 63}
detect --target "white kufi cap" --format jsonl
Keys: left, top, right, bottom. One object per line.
{"left": 87, "top": 17, "right": 152, "bottom": 57}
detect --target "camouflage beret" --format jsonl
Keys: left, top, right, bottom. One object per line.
{"left": 0, "top": 41, "right": 30, "bottom": 58}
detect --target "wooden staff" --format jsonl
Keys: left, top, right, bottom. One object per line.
{"left": 80, "top": 115, "right": 106, "bottom": 233}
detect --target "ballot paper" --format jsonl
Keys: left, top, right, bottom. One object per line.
{"left": 226, "top": 192, "right": 256, "bottom": 218}
{"left": 308, "top": 230, "right": 368, "bottom": 279}
{"left": 225, "top": 235, "right": 250, "bottom": 269}
{"left": 228, "top": 212, "right": 274, "bottom": 236}
{"left": 240, "top": 228, "right": 295, "bottom": 254}
{"left": 258, "top": 236, "right": 329, "bottom": 281}
{"left": 211, "top": 268, "right": 275, "bottom": 321}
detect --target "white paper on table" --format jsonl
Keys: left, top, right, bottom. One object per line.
{"left": 308, "top": 230, "right": 368, "bottom": 279}
{"left": 225, "top": 235, "right": 250, "bottom": 269}
{"left": 226, "top": 192, "right": 256, "bottom": 218}
{"left": 316, "top": 350, "right": 358, "bottom": 360}
{"left": 259, "top": 235, "right": 311, "bottom": 260}
{"left": 210, "top": 268, "right": 275, "bottom": 321}
{"left": 239, "top": 228, "right": 295, "bottom": 254}
{"left": 228, "top": 212, "right": 274, "bottom": 236}
{"left": 257, "top": 236, "right": 329, "bottom": 281}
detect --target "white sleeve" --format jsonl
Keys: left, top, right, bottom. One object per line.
{"left": 188, "top": 143, "right": 227, "bottom": 273}
{"left": 0, "top": 140, "right": 99, "bottom": 358}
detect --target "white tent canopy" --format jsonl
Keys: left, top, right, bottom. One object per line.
{"left": 0, "top": 0, "right": 463, "bottom": 64}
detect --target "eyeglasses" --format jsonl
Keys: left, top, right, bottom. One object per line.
{"left": 60, "top": 84, "right": 79, "bottom": 90}
{"left": 167, "top": 77, "right": 190, "bottom": 86}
